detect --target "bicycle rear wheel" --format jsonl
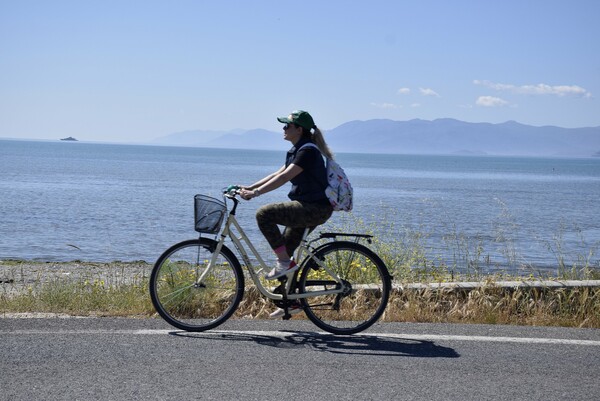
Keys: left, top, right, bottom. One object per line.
{"left": 298, "top": 241, "right": 391, "bottom": 335}
{"left": 149, "top": 238, "right": 244, "bottom": 332}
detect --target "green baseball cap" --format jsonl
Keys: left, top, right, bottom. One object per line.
{"left": 277, "top": 110, "right": 316, "bottom": 130}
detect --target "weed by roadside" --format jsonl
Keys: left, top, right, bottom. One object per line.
{"left": 1, "top": 261, "right": 153, "bottom": 317}
{"left": 2, "top": 214, "right": 599, "bottom": 329}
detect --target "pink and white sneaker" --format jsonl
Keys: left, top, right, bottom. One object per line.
{"left": 265, "top": 260, "right": 299, "bottom": 280}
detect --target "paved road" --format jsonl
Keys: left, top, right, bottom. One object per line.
{"left": 1, "top": 318, "right": 599, "bottom": 400}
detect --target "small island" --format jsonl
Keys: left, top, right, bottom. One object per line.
{"left": 60, "top": 137, "right": 78, "bottom": 141}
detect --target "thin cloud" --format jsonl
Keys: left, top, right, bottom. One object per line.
{"left": 476, "top": 96, "right": 508, "bottom": 107}
{"left": 474, "top": 80, "right": 592, "bottom": 98}
{"left": 370, "top": 102, "right": 401, "bottom": 109}
{"left": 397, "top": 87, "right": 411, "bottom": 95}
{"left": 419, "top": 87, "right": 441, "bottom": 97}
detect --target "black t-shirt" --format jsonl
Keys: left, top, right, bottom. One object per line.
{"left": 285, "top": 139, "right": 329, "bottom": 203}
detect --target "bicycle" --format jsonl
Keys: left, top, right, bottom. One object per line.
{"left": 149, "top": 187, "right": 392, "bottom": 335}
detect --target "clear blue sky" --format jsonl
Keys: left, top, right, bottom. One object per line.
{"left": 1, "top": 0, "right": 599, "bottom": 142}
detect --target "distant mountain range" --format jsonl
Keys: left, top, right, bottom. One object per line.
{"left": 153, "top": 118, "right": 600, "bottom": 157}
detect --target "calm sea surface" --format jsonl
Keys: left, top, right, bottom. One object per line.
{"left": 1, "top": 139, "right": 599, "bottom": 274}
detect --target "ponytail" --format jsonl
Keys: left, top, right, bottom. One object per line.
{"left": 310, "top": 126, "right": 334, "bottom": 160}
{"left": 298, "top": 121, "right": 334, "bottom": 160}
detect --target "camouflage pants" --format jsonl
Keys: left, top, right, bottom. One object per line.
{"left": 256, "top": 200, "right": 333, "bottom": 256}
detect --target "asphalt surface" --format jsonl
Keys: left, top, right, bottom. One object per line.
{"left": 1, "top": 318, "right": 599, "bottom": 400}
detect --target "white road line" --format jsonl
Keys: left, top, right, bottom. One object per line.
{"left": 2, "top": 328, "right": 600, "bottom": 346}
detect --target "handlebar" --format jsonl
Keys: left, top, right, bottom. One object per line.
{"left": 223, "top": 185, "right": 241, "bottom": 198}
{"left": 221, "top": 185, "right": 243, "bottom": 214}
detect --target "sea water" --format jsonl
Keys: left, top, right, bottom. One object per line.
{"left": 1, "top": 139, "right": 599, "bottom": 275}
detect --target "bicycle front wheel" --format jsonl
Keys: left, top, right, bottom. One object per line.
{"left": 149, "top": 238, "right": 244, "bottom": 332}
{"left": 298, "top": 241, "right": 391, "bottom": 335}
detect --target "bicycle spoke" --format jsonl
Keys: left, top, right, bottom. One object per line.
{"left": 150, "top": 239, "right": 244, "bottom": 332}
{"left": 299, "top": 241, "right": 390, "bottom": 335}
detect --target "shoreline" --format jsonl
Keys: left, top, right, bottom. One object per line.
{"left": 3, "top": 259, "right": 600, "bottom": 295}
{"left": 0, "top": 260, "right": 152, "bottom": 296}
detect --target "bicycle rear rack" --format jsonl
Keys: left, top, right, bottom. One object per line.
{"left": 318, "top": 232, "right": 373, "bottom": 244}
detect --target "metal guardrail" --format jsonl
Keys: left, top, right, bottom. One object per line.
{"left": 392, "top": 280, "right": 600, "bottom": 291}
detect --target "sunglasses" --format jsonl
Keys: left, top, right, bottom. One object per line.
{"left": 283, "top": 123, "right": 295, "bottom": 130}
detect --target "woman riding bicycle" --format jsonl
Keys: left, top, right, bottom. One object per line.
{"left": 239, "top": 110, "right": 334, "bottom": 317}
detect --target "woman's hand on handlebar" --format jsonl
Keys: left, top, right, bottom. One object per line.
{"left": 239, "top": 187, "right": 259, "bottom": 200}
{"left": 223, "top": 185, "right": 258, "bottom": 200}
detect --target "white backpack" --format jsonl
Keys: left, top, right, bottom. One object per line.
{"left": 299, "top": 143, "right": 353, "bottom": 212}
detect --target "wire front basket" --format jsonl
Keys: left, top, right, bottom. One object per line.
{"left": 194, "top": 194, "right": 227, "bottom": 234}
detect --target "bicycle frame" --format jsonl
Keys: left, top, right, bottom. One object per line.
{"left": 199, "top": 195, "right": 345, "bottom": 302}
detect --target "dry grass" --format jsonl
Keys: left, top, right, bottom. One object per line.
{"left": 0, "top": 260, "right": 154, "bottom": 317}
{"left": 229, "top": 283, "right": 600, "bottom": 328}
{"left": 383, "top": 285, "right": 600, "bottom": 328}
{"left": 2, "top": 260, "right": 599, "bottom": 328}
